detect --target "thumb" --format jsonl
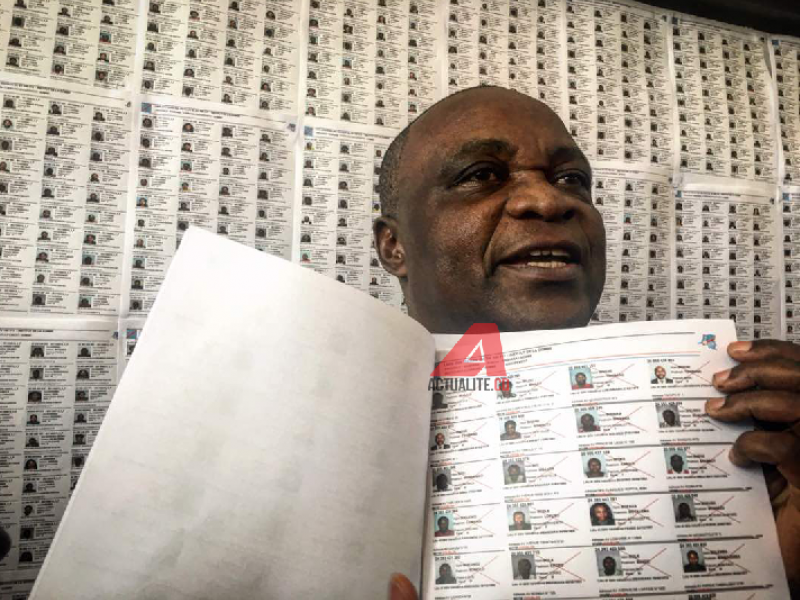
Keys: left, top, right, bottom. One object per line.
{"left": 388, "top": 573, "right": 418, "bottom": 600}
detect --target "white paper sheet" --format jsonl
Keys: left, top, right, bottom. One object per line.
{"left": 426, "top": 320, "right": 790, "bottom": 599}
{"left": 30, "top": 227, "right": 435, "bottom": 599}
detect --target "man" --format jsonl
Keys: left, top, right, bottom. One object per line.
{"left": 497, "top": 381, "right": 515, "bottom": 399}
{"left": 430, "top": 432, "right": 449, "bottom": 451}
{"left": 668, "top": 453, "right": 686, "bottom": 474}
{"left": 505, "top": 463, "right": 524, "bottom": 484}
{"left": 601, "top": 555, "right": 619, "bottom": 577}
{"left": 683, "top": 550, "right": 707, "bottom": 573}
{"left": 377, "top": 87, "right": 800, "bottom": 598}
{"left": 500, "top": 419, "right": 521, "bottom": 441}
{"left": 572, "top": 371, "right": 592, "bottom": 389}
{"left": 434, "top": 515, "right": 454, "bottom": 538}
{"left": 431, "top": 392, "right": 447, "bottom": 410}
{"left": 651, "top": 365, "right": 673, "bottom": 384}
{"left": 661, "top": 408, "right": 678, "bottom": 427}
{"left": 515, "top": 557, "right": 533, "bottom": 580}
{"left": 509, "top": 511, "right": 531, "bottom": 531}
{"left": 579, "top": 413, "right": 599, "bottom": 432}
{"left": 434, "top": 473, "right": 448, "bottom": 492}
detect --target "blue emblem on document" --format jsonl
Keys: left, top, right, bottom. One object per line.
{"left": 699, "top": 334, "right": 717, "bottom": 350}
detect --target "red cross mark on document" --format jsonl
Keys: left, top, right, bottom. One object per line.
{"left": 701, "top": 495, "right": 741, "bottom": 524}
{"left": 454, "top": 553, "right": 502, "bottom": 586}
{"left": 612, "top": 449, "right": 655, "bottom": 480}
{"left": 531, "top": 502, "right": 579, "bottom": 533}
{"left": 529, "top": 455, "right": 573, "bottom": 486}
{"left": 539, "top": 551, "right": 584, "bottom": 582}
{"left": 716, "top": 542, "right": 750, "bottom": 574}
{"left": 466, "top": 506, "right": 498, "bottom": 537}
{"left": 599, "top": 405, "right": 648, "bottom": 433}
{"left": 620, "top": 546, "right": 671, "bottom": 580}
{"left": 616, "top": 497, "right": 664, "bottom": 528}
{"left": 686, "top": 360, "right": 712, "bottom": 385}
{"left": 457, "top": 463, "right": 494, "bottom": 491}
{"left": 527, "top": 369, "right": 558, "bottom": 395}
{"left": 607, "top": 363, "right": 638, "bottom": 388}
{"left": 452, "top": 418, "right": 492, "bottom": 449}
{"left": 535, "top": 411, "right": 567, "bottom": 439}
{"left": 686, "top": 447, "right": 730, "bottom": 477}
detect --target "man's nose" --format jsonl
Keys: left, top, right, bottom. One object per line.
{"left": 504, "top": 174, "right": 576, "bottom": 222}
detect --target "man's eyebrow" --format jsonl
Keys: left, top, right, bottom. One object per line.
{"left": 437, "top": 138, "right": 519, "bottom": 178}
{"left": 550, "top": 145, "right": 592, "bottom": 170}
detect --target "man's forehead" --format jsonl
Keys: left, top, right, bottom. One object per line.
{"left": 408, "top": 89, "right": 575, "bottom": 161}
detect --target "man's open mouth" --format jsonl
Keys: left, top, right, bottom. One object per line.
{"left": 497, "top": 244, "right": 581, "bottom": 269}
{"left": 492, "top": 242, "right": 583, "bottom": 281}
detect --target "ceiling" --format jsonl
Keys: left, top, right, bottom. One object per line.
{"left": 643, "top": 0, "right": 800, "bottom": 36}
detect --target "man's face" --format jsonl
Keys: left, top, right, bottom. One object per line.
{"left": 508, "top": 465, "right": 520, "bottom": 480}
{"left": 603, "top": 557, "right": 615, "bottom": 573}
{"left": 671, "top": 454, "right": 684, "bottom": 471}
{"left": 576, "top": 373, "right": 587, "bottom": 386}
{"left": 377, "top": 88, "right": 605, "bottom": 333}
{"left": 588, "top": 458, "right": 601, "bottom": 473}
{"left": 678, "top": 503, "right": 691, "bottom": 518}
{"left": 581, "top": 414, "right": 594, "bottom": 429}
{"left": 437, "top": 517, "right": 449, "bottom": 531}
{"left": 439, "top": 564, "right": 451, "bottom": 578}
{"left": 688, "top": 552, "right": 698, "bottom": 565}
{"left": 663, "top": 410, "right": 676, "bottom": 426}
{"left": 435, "top": 433, "right": 444, "bottom": 446}
{"left": 505, "top": 421, "right": 516, "bottom": 435}
{"left": 513, "top": 512, "right": 524, "bottom": 525}
{"left": 655, "top": 366, "right": 666, "bottom": 379}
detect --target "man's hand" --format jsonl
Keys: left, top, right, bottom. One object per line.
{"left": 388, "top": 574, "right": 418, "bottom": 600}
{"left": 706, "top": 340, "right": 800, "bottom": 593}
{"left": 0, "top": 525, "right": 10, "bottom": 562}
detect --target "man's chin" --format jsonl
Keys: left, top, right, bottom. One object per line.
{"left": 491, "top": 297, "right": 594, "bottom": 332}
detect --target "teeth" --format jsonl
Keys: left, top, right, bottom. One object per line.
{"left": 526, "top": 260, "right": 569, "bottom": 268}
{"left": 529, "top": 248, "right": 570, "bottom": 258}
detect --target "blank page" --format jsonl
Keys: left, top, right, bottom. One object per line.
{"left": 31, "top": 228, "right": 435, "bottom": 599}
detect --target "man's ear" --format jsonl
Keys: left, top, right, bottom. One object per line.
{"left": 373, "top": 216, "right": 408, "bottom": 278}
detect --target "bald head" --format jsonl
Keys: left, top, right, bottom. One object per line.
{"left": 380, "top": 87, "right": 571, "bottom": 217}
{"left": 374, "top": 86, "right": 606, "bottom": 334}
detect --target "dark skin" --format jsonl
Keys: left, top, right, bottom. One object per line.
{"left": 373, "top": 88, "right": 800, "bottom": 598}
{"left": 375, "top": 87, "right": 605, "bottom": 333}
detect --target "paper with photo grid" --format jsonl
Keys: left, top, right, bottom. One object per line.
{"left": 426, "top": 320, "right": 790, "bottom": 599}
{"left": 30, "top": 228, "right": 435, "bottom": 599}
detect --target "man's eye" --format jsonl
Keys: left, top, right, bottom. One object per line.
{"left": 459, "top": 166, "right": 505, "bottom": 186}
{"left": 555, "top": 172, "right": 589, "bottom": 187}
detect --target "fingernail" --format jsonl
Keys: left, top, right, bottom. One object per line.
{"left": 713, "top": 369, "right": 730, "bottom": 387}
{"left": 706, "top": 397, "right": 725, "bottom": 412}
{"left": 729, "top": 447, "right": 754, "bottom": 468}
{"left": 389, "top": 574, "right": 406, "bottom": 600}
{"left": 728, "top": 341, "right": 751, "bottom": 355}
